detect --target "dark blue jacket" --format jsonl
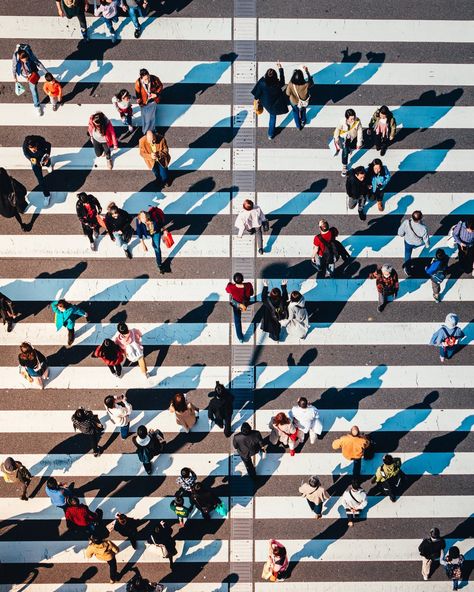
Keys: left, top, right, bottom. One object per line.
{"left": 251, "top": 68, "right": 288, "bottom": 115}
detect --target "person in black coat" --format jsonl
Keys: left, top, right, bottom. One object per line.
{"left": 346, "top": 166, "right": 370, "bottom": 221}
{"left": 104, "top": 202, "right": 134, "bottom": 259}
{"left": 22, "top": 135, "right": 52, "bottom": 204}
{"left": 0, "top": 291, "right": 19, "bottom": 333}
{"left": 208, "top": 381, "right": 234, "bottom": 437}
{"left": 147, "top": 521, "right": 176, "bottom": 569}
{"left": 251, "top": 62, "right": 288, "bottom": 140}
{"left": 0, "top": 168, "right": 28, "bottom": 231}
{"left": 76, "top": 192, "right": 103, "bottom": 251}
{"left": 233, "top": 422, "right": 266, "bottom": 478}
{"left": 260, "top": 280, "right": 288, "bottom": 342}
{"left": 190, "top": 482, "right": 220, "bottom": 520}
{"left": 114, "top": 513, "right": 139, "bottom": 549}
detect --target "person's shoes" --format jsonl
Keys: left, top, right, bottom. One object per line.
{"left": 403, "top": 266, "right": 409, "bottom": 277}
{"left": 90, "top": 242, "right": 96, "bottom": 251}
{"left": 378, "top": 304, "right": 385, "bottom": 313}
{"left": 289, "top": 449, "right": 295, "bottom": 457}
{"left": 159, "top": 265, "right": 165, "bottom": 275}
{"left": 315, "top": 514, "right": 322, "bottom": 520}
{"left": 112, "top": 32, "right": 118, "bottom": 43}
{"left": 67, "top": 336, "right": 74, "bottom": 346}
{"left": 125, "top": 248, "right": 132, "bottom": 259}
{"left": 128, "top": 124, "right": 134, "bottom": 132}
{"left": 43, "top": 194, "right": 50, "bottom": 207}
{"left": 163, "top": 176, "right": 172, "bottom": 188}
{"left": 440, "top": 356, "right": 445, "bottom": 363}
{"left": 20, "top": 494, "right": 28, "bottom": 501}
{"left": 52, "top": 103, "right": 58, "bottom": 112}
{"left": 268, "top": 135, "right": 274, "bottom": 140}
{"left": 93, "top": 229, "right": 99, "bottom": 240}
{"left": 134, "top": 27, "right": 142, "bottom": 38}
{"left": 81, "top": 30, "right": 88, "bottom": 42}
{"left": 423, "top": 575, "right": 429, "bottom": 581}
{"left": 7, "top": 320, "right": 13, "bottom": 333}
{"left": 258, "top": 248, "right": 264, "bottom": 255}
{"left": 317, "top": 433, "right": 324, "bottom": 440}
{"left": 348, "top": 520, "right": 354, "bottom": 527}
{"left": 93, "top": 447, "right": 102, "bottom": 457}
{"left": 145, "top": 467, "right": 152, "bottom": 475}
{"left": 35, "top": 106, "right": 43, "bottom": 117}
{"left": 390, "top": 496, "right": 396, "bottom": 503}
{"left": 380, "top": 146, "right": 387, "bottom": 156}
{"left": 377, "top": 201, "right": 384, "bottom": 212}
{"left": 106, "top": 158, "right": 113, "bottom": 170}
{"left": 358, "top": 209, "right": 366, "bottom": 221}
{"left": 375, "top": 145, "right": 381, "bottom": 151}
{"left": 341, "top": 165, "right": 347, "bottom": 177}
{"left": 433, "top": 293, "right": 440, "bottom": 302}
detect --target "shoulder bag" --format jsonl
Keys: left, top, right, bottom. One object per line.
{"left": 293, "top": 84, "right": 309, "bottom": 108}
{"left": 408, "top": 219, "right": 424, "bottom": 240}
{"left": 253, "top": 99, "right": 263, "bottom": 115}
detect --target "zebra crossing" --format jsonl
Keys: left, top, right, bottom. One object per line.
{"left": 0, "top": 1, "right": 473, "bottom": 589}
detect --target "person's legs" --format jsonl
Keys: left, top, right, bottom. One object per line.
{"left": 308, "top": 429, "right": 316, "bottom": 445}
{"left": 383, "top": 477, "right": 397, "bottom": 502}
{"left": 76, "top": 10, "right": 88, "bottom": 38}
{"left": 380, "top": 135, "right": 390, "bottom": 155}
{"left": 404, "top": 241, "right": 414, "bottom": 264}
{"left": 378, "top": 291, "right": 387, "bottom": 311}
{"left": 67, "top": 327, "right": 75, "bottom": 346}
{"left": 142, "top": 102, "right": 158, "bottom": 133}
{"left": 421, "top": 557, "right": 432, "bottom": 580}
{"left": 352, "top": 458, "right": 361, "bottom": 479}
{"left": 300, "top": 106, "right": 307, "bottom": 126}
{"left": 268, "top": 113, "right": 276, "bottom": 139}
{"left": 143, "top": 461, "right": 152, "bottom": 474}
{"left": 375, "top": 133, "right": 382, "bottom": 151}
{"left": 232, "top": 304, "right": 244, "bottom": 342}
{"left": 115, "top": 364, "right": 122, "bottom": 377}
{"left": 102, "top": 16, "right": 115, "bottom": 34}
{"left": 291, "top": 104, "right": 301, "bottom": 129}
{"left": 431, "top": 279, "right": 441, "bottom": 300}
{"left": 151, "top": 162, "right": 169, "bottom": 185}
{"left": 151, "top": 232, "right": 163, "bottom": 268}
{"left": 108, "top": 365, "right": 117, "bottom": 375}
{"left": 102, "top": 142, "right": 111, "bottom": 160}
{"left": 123, "top": 109, "right": 133, "bottom": 127}
{"left": 113, "top": 231, "right": 128, "bottom": 251}
{"left": 82, "top": 223, "right": 94, "bottom": 244}
{"left": 120, "top": 424, "right": 129, "bottom": 439}
{"left": 347, "top": 196, "right": 358, "bottom": 210}
{"left": 92, "top": 138, "right": 105, "bottom": 158}
{"left": 31, "top": 164, "right": 48, "bottom": 196}
{"left": 242, "top": 456, "right": 256, "bottom": 478}
{"left": 255, "top": 227, "right": 263, "bottom": 252}
{"left": 20, "top": 479, "right": 30, "bottom": 500}
{"left": 28, "top": 82, "right": 40, "bottom": 108}
{"left": 137, "top": 355, "right": 148, "bottom": 374}
{"left": 89, "top": 431, "right": 101, "bottom": 455}
{"left": 341, "top": 138, "right": 350, "bottom": 165}
{"left": 107, "top": 556, "right": 118, "bottom": 582}
{"left": 128, "top": 6, "right": 141, "bottom": 30}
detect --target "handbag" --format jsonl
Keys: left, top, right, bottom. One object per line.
{"left": 163, "top": 232, "right": 174, "bottom": 248}
{"left": 28, "top": 71, "right": 40, "bottom": 85}
{"left": 261, "top": 560, "right": 273, "bottom": 580}
{"left": 253, "top": 99, "right": 263, "bottom": 115}
{"left": 125, "top": 340, "right": 143, "bottom": 362}
{"left": 262, "top": 220, "right": 270, "bottom": 232}
{"left": 19, "top": 365, "right": 33, "bottom": 383}
{"left": 293, "top": 84, "right": 309, "bottom": 108}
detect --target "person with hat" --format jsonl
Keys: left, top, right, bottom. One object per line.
{"left": 298, "top": 475, "right": 330, "bottom": 518}
{"left": 85, "top": 535, "right": 120, "bottom": 583}
{"left": 114, "top": 512, "right": 139, "bottom": 549}
{"left": 289, "top": 397, "right": 323, "bottom": 445}
{"left": 233, "top": 421, "right": 266, "bottom": 479}
{"left": 370, "top": 454, "right": 403, "bottom": 502}
{"left": 1, "top": 457, "right": 31, "bottom": 500}
{"left": 429, "top": 313, "right": 465, "bottom": 362}
{"left": 132, "top": 425, "right": 164, "bottom": 475}
{"left": 332, "top": 426, "right": 370, "bottom": 479}
{"left": 371, "top": 264, "right": 399, "bottom": 312}
{"left": 418, "top": 527, "right": 446, "bottom": 581}
{"left": 398, "top": 210, "right": 430, "bottom": 276}
{"left": 342, "top": 480, "right": 367, "bottom": 526}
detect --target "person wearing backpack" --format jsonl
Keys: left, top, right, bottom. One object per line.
{"left": 285, "top": 66, "right": 313, "bottom": 130}
{"left": 418, "top": 527, "right": 446, "bottom": 581}
{"left": 452, "top": 218, "right": 474, "bottom": 275}
{"left": 0, "top": 167, "right": 29, "bottom": 232}
{"left": 208, "top": 381, "right": 234, "bottom": 437}
{"left": 312, "top": 219, "right": 349, "bottom": 278}
{"left": 136, "top": 208, "right": 170, "bottom": 274}
{"left": 370, "top": 454, "right": 403, "bottom": 502}
{"left": 333, "top": 108, "right": 363, "bottom": 177}
{"left": 260, "top": 280, "right": 288, "bottom": 342}
{"left": 441, "top": 546, "right": 464, "bottom": 591}
{"left": 398, "top": 210, "right": 430, "bottom": 276}
{"left": 22, "top": 135, "right": 53, "bottom": 206}
{"left": 55, "top": 0, "right": 89, "bottom": 43}
{"left": 12, "top": 43, "right": 46, "bottom": 116}
{"left": 1, "top": 457, "right": 31, "bottom": 500}
{"left": 251, "top": 62, "right": 288, "bottom": 140}
{"left": 367, "top": 105, "right": 397, "bottom": 156}
{"left": 132, "top": 425, "right": 164, "bottom": 475}
{"left": 346, "top": 166, "right": 370, "bottom": 221}
{"left": 71, "top": 407, "right": 104, "bottom": 457}
{"left": 429, "top": 313, "right": 465, "bottom": 363}
{"left": 365, "top": 158, "right": 391, "bottom": 212}
{"left": 135, "top": 69, "right": 164, "bottom": 134}
{"left": 425, "top": 248, "right": 449, "bottom": 302}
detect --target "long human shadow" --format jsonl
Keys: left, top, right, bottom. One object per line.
{"left": 52, "top": 567, "right": 98, "bottom": 589}
{"left": 146, "top": 0, "right": 194, "bottom": 16}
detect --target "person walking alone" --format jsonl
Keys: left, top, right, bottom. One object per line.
{"left": 346, "top": 166, "right": 369, "bottom": 221}
{"left": 12, "top": 43, "right": 46, "bottom": 116}
{"left": 235, "top": 199, "right": 268, "bottom": 255}
{"left": 425, "top": 248, "right": 449, "bottom": 302}
{"left": 233, "top": 421, "right": 266, "bottom": 479}
{"left": 85, "top": 535, "right": 120, "bottom": 583}
{"left": 43, "top": 72, "right": 62, "bottom": 111}
{"left": 18, "top": 342, "right": 49, "bottom": 389}
{"left": 139, "top": 131, "right": 171, "bottom": 188}
{"left": 1, "top": 457, "right": 31, "bottom": 500}
{"left": 135, "top": 68, "right": 163, "bottom": 134}
{"left": 0, "top": 290, "right": 20, "bottom": 333}
{"left": 285, "top": 66, "right": 313, "bottom": 130}
{"left": 169, "top": 393, "right": 199, "bottom": 433}
{"left": 71, "top": 406, "right": 104, "bottom": 457}
{"left": 342, "top": 480, "right": 367, "bottom": 527}
{"left": 0, "top": 168, "right": 28, "bottom": 232}
{"left": 429, "top": 313, "right": 465, "bottom": 363}
{"left": 113, "top": 513, "right": 139, "bottom": 549}
{"left": 398, "top": 210, "right": 430, "bottom": 276}
{"left": 94, "top": 0, "right": 121, "bottom": 42}
{"left": 298, "top": 475, "right": 330, "bottom": 519}
{"left": 112, "top": 89, "right": 134, "bottom": 132}
{"left": 452, "top": 218, "right": 474, "bottom": 276}
{"left": 105, "top": 202, "right": 134, "bottom": 259}
{"left": 333, "top": 108, "right": 363, "bottom": 177}
{"left": 418, "top": 527, "right": 446, "bottom": 581}
{"left": 370, "top": 454, "right": 403, "bottom": 503}
{"left": 289, "top": 397, "right": 323, "bottom": 444}
{"left": 114, "top": 322, "right": 148, "bottom": 377}
{"left": 251, "top": 62, "right": 288, "bottom": 140}
{"left": 88, "top": 112, "right": 118, "bottom": 170}
{"left": 133, "top": 425, "right": 164, "bottom": 475}
{"left": 147, "top": 521, "right": 176, "bottom": 570}
{"left": 262, "top": 539, "right": 289, "bottom": 582}
{"left": 76, "top": 192, "right": 103, "bottom": 251}
{"left": 332, "top": 426, "right": 370, "bottom": 479}
{"left": 366, "top": 158, "right": 391, "bottom": 212}
{"left": 136, "top": 208, "right": 169, "bottom": 274}
{"left": 260, "top": 280, "right": 288, "bottom": 342}
{"left": 226, "top": 272, "right": 254, "bottom": 343}
{"left": 208, "top": 381, "right": 234, "bottom": 437}
{"left": 371, "top": 264, "right": 399, "bottom": 313}
{"left": 104, "top": 394, "right": 132, "bottom": 439}
{"left": 51, "top": 298, "right": 87, "bottom": 346}
{"left": 121, "top": 0, "right": 144, "bottom": 38}
{"left": 170, "top": 494, "right": 191, "bottom": 527}
{"left": 367, "top": 105, "right": 396, "bottom": 156}
{"left": 311, "top": 219, "right": 348, "bottom": 277}
{"left": 22, "top": 135, "right": 52, "bottom": 205}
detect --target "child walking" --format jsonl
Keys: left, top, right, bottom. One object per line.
{"left": 43, "top": 73, "right": 62, "bottom": 111}
{"left": 112, "top": 89, "right": 134, "bottom": 132}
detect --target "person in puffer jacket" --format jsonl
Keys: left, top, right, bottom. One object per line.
{"left": 281, "top": 290, "right": 309, "bottom": 338}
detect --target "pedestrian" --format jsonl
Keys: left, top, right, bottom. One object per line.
{"left": 88, "top": 111, "right": 118, "bottom": 170}
{"left": 429, "top": 313, "right": 465, "bottom": 363}
{"left": 12, "top": 43, "right": 46, "bottom": 116}
{"left": 251, "top": 62, "right": 288, "bottom": 140}
{"left": 233, "top": 421, "right": 266, "bottom": 479}
{"left": 418, "top": 527, "right": 446, "bottom": 581}
{"left": 121, "top": 0, "right": 144, "bottom": 38}
{"left": 261, "top": 539, "right": 289, "bottom": 582}
{"left": 85, "top": 535, "right": 120, "bottom": 584}
{"left": 425, "top": 248, "right": 449, "bottom": 302}
{"left": 112, "top": 88, "right": 134, "bottom": 132}
{"left": 114, "top": 322, "right": 148, "bottom": 377}
{"left": 190, "top": 482, "right": 220, "bottom": 520}
{"left": 114, "top": 513, "right": 139, "bottom": 549}
{"left": 71, "top": 406, "right": 104, "bottom": 457}
{"left": 22, "top": 135, "right": 52, "bottom": 205}
{"left": 225, "top": 272, "right": 254, "bottom": 343}
{"left": 18, "top": 342, "right": 49, "bottom": 389}
{"left": 94, "top": 0, "right": 121, "bottom": 42}
{"left": 333, "top": 108, "right": 363, "bottom": 177}
{"left": 208, "top": 381, "right": 234, "bottom": 437}
{"left": 43, "top": 72, "right": 62, "bottom": 111}
{"left": 51, "top": 298, "right": 87, "bottom": 346}
{"left": 289, "top": 397, "right": 323, "bottom": 444}
{"left": 440, "top": 546, "right": 464, "bottom": 591}
{"left": 0, "top": 167, "right": 28, "bottom": 231}
{"left": 397, "top": 210, "right": 430, "bottom": 275}
{"left": 260, "top": 280, "right": 288, "bottom": 342}
{"left": 139, "top": 130, "right": 171, "bottom": 188}
{"left": 368, "top": 104, "right": 396, "bottom": 157}
{"left": 235, "top": 199, "right": 268, "bottom": 255}
{"left": 135, "top": 68, "right": 163, "bottom": 134}
{"left": 147, "top": 521, "right": 176, "bottom": 569}
{"left": 281, "top": 290, "right": 309, "bottom": 338}
{"left": 169, "top": 393, "right": 199, "bottom": 433}
{"left": 136, "top": 207, "right": 169, "bottom": 274}
{"left": 93, "top": 338, "right": 125, "bottom": 376}
{"left": 176, "top": 467, "right": 197, "bottom": 495}
{"left": 312, "top": 219, "right": 349, "bottom": 277}
{"left": 371, "top": 264, "right": 399, "bottom": 313}
{"left": 169, "top": 494, "right": 192, "bottom": 527}
{"left": 65, "top": 497, "right": 100, "bottom": 535}
{"left": 331, "top": 426, "right": 370, "bottom": 479}
{"left": 342, "top": 480, "right": 367, "bottom": 527}
{"left": 452, "top": 218, "right": 474, "bottom": 276}
{"left": 104, "top": 394, "right": 132, "bottom": 438}
{"left": 55, "top": 0, "right": 89, "bottom": 43}
{"left": 366, "top": 157, "right": 391, "bottom": 212}
{"left": 75, "top": 192, "right": 103, "bottom": 251}
{"left": 370, "top": 454, "right": 403, "bottom": 503}
{"left": 0, "top": 290, "right": 20, "bottom": 333}
{"left": 298, "top": 475, "right": 330, "bottom": 519}
{"left": 105, "top": 202, "right": 134, "bottom": 259}
{"left": 45, "top": 477, "right": 73, "bottom": 512}
{"left": 346, "top": 165, "right": 370, "bottom": 221}
{"left": 1, "top": 457, "right": 31, "bottom": 501}
{"left": 132, "top": 425, "right": 164, "bottom": 474}
{"left": 285, "top": 66, "right": 313, "bottom": 130}
{"left": 126, "top": 570, "right": 162, "bottom": 592}
{"left": 269, "top": 411, "right": 304, "bottom": 457}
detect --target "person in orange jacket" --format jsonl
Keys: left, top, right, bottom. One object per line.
{"left": 332, "top": 425, "right": 371, "bottom": 478}
{"left": 139, "top": 130, "right": 170, "bottom": 188}
{"left": 43, "top": 72, "right": 62, "bottom": 111}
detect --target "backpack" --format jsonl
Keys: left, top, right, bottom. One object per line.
{"left": 149, "top": 206, "right": 165, "bottom": 225}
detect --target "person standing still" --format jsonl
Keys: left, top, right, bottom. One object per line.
{"left": 235, "top": 199, "right": 268, "bottom": 255}
{"left": 139, "top": 131, "right": 171, "bottom": 188}
{"left": 226, "top": 272, "right": 254, "bottom": 343}
{"left": 43, "top": 72, "right": 62, "bottom": 111}
{"left": 332, "top": 426, "right": 370, "bottom": 479}
{"left": 55, "top": 0, "right": 89, "bottom": 42}
{"left": 418, "top": 527, "right": 446, "bottom": 581}
{"left": 22, "top": 135, "right": 52, "bottom": 205}
{"left": 233, "top": 421, "right": 266, "bottom": 479}
{"left": 398, "top": 210, "right": 430, "bottom": 276}
{"left": 135, "top": 68, "right": 163, "bottom": 134}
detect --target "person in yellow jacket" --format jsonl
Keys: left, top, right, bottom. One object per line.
{"left": 332, "top": 426, "right": 370, "bottom": 478}
{"left": 139, "top": 130, "right": 171, "bottom": 189}
{"left": 371, "top": 454, "right": 403, "bottom": 503}
{"left": 85, "top": 535, "right": 120, "bottom": 583}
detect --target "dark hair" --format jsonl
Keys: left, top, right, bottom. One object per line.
{"left": 139, "top": 68, "right": 149, "bottom": 78}
{"left": 291, "top": 69, "right": 305, "bottom": 85}
{"left": 371, "top": 158, "right": 383, "bottom": 168}
{"left": 379, "top": 105, "right": 392, "bottom": 118}
{"left": 270, "top": 287, "right": 281, "bottom": 302}
{"left": 115, "top": 88, "right": 130, "bottom": 101}
{"left": 345, "top": 108, "right": 356, "bottom": 119}
{"left": 264, "top": 68, "right": 278, "bottom": 86}
{"left": 69, "top": 497, "right": 79, "bottom": 506}
{"left": 273, "top": 412, "right": 289, "bottom": 425}
{"left": 193, "top": 482, "right": 202, "bottom": 492}
{"left": 430, "top": 527, "right": 441, "bottom": 539}
{"left": 233, "top": 272, "right": 244, "bottom": 284}
{"left": 77, "top": 192, "right": 89, "bottom": 203}
{"left": 137, "top": 425, "right": 148, "bottom": 439}
{"left": 435, "top": 248, "right": 448, "bottom": 261}
{"left": 46, "top": 477, "right": 59, "bottom": 490}
{"left": 175, "top": 495, "right": 184, "bottom": 505}
{"left": 447, "top": 546, "right": 460, "bottom": 560}
{"left": 298, "top": 397, "right": 308, "bottom": 408}
{"left": 383, "top": 454, "right": 394, "bottom": 465}
{"left": 89, "top": 535, "right": 104, "bottom": 544}
{"left": 412, "top": 210, "right": 423, "bottom": 222}
{"left": 45, "top": 72, "right": 54, "bottom": 82}
{"left": 351, "top": 479, "right": 360, "bottom": 490}
{"left": 26, "top": 136, "right": 40, "bottom": 149}
{"left": 117, "top": 322, "right": 129, "bottom": 335}
{"left": 171, "top": 393, "right": 188, "bottom": 413}
{"left": 73, "top": 408, "right": 87, "bottom": 421}
{"left": 19, "top": 342, "right": 35, "bottom": 360}
{"left": 354, "top": 166, "right": 365, "bottom": 176}
{"left": 108, "top": 204, "right": 120, "bottom": 215}
{"left": 215, "top": 381, "right": 226, "bottom": 396}
{"left": 91, "top": 112, "right": 108, "bottom": 136}
{"left": 100, "top": 339, "right": 118, "bottom": 360}
{"left": 466, "top": 218, "right": 474, "bottom": 230}
{"left": 18, "top": 50, "right": 29, "bottom": 60}
{"left": 181, "top": 467, "right": 192, "bottom": 479}
{"left": 243, "top": 199, "right": 254, "bottom": 211}
{"left": 273, "top": 545, "right": 286, "bottom": 558}
{"left": 308, "top": 476, "right": 320, "bottom": 488}
{"left": 104, "top": 395, "right": 115, "bottom": 409}
{"left": 290, "top": 290, "right": 302, "bottom": 303}
{"left": 57, "top": 299, "right": 70, "bottom": 309}
{"left": 241, "top": 422, "right": 251, "bottom": 435}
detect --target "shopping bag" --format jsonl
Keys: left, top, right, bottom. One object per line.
{"left": 15, "top": 82, "right": 25, "bottom": 96}
{"left": 96, "top": 214, "right": 107, "bottom": 229}
{"left": 163, "top": 232, "right": 174, "bottom": 248}
{"left": 328, "top": 137, "right": 339, "bottom": 156}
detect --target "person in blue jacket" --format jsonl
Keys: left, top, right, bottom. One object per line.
{"left": 425, "top": 248, "right": 449, "bottom": 302}
{"left": 429, "top": 313, "right": 465, "bottom": 363}
{"left": 51, "top": 299, "right": 88, "bottom": 346}
{"left": 12, "top": 43, "right": 46, "bottom": 115}
{"left": 251, "top": 62, "right": 288, "bottom": 140}
{"left": 366, "top": 158, "right": 391, "bottom": 212}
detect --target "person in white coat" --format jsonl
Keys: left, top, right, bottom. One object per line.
{"left": 235, "top": 199, "right": 267, "bottom": 255}
{"left": 281, "top": 291, "right": 309, "bottom": 338}
{"left": 289, "top": 397, "right": 323, "bottom": 444}
{"left": 342, "top": 480, "right": 368, "bottom": 526}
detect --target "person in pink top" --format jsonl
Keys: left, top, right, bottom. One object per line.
{"left": 87, "top": 112, "right": 118, "bottom": 170}
{"left": 114, "top": 322, "right": 149, "bottom": 377}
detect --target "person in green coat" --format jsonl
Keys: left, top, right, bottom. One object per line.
{"left": 51, "top": 299, "right": 87, "bottom": 346}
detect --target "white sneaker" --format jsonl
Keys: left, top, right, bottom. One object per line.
{"left": 36, "top": 106, "right": 43, "bottom": 117}
{"left": 128, "top": 125, "right": 134, "bottom": 132}
{"left": 90, "top": 242, "right": 96, "bottom": 251}
{"left": 43, "top": 195, "right": 50, "bottom": 206}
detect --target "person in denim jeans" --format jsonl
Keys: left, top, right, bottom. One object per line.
{"left": 225, "top": 273, "right": 254, "bottom": 343}
{"left": 139, "top": 131, "right": 171, "bottom": 188}
{"left": 251, "top": 62, "right": 287, "bottom": 140}
{"left": 12, "top": 44, "right": 46, "bottom": 116}
{"left": 285, "top": 66, "right": 313, "bottom": 130}
{"left": 136, "top": 209, "right": 169, "bottom": 274}
{"left": 122, "top": 0, "right": 144, "bottom": 38}
{"left": 104, "top": 394, "right": 132, "bottom": 438}
{"left": 333, "top": 108, "right": 363, "bottom": 177}
{"left": 94, "top": 0, "right": 120, "bottom": 41}
{"left": 397, "top": 210, "right": 430, "bottom": 275}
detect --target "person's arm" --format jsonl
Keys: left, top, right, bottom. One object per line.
{"left": 333, "top": 121, "right": 341, "bottom": 146}
{"left": 381, "top": 166, "right": 391, "bottom": 188}
{"left": 258, "top": 206, "right": 267, "bottom": 223}
{"left": 277, "top": 63, "right": 285, "bottom": 86}
{"left": 397, "top": 220, "right": 406, "bottom": 238}
{"left": 452, "top": 222, "right": 464, "bottom": 245}
{"left": 261, "top": 283, "right": 268, "bottom": 302}
{"left": 235, "top": 212, "right": 246, "bottom": 238}
{"left": 331, "top": 437, "right": 342, "bottom": 450}
{"left": 311, "top": 243, "right": 319, "bottom": 261}
{"left": 107, "top": 122, "right": 119, "bottom": 150}
{"left": 154, "top": 76, "right": 164, "bottom": 98}
{"left": 368, "top": 110, "right": 377, "bottom": 132}
{"left": 84, "top": 546, "right": 94, "bottom": 559}
{"left": 356, "top": 120, "right": 363, "bottom": 148}
{"left": 389, "top": 116, "right": 397, "bottom": 140}
{"left": 55, "top": 0, "right": 65, "bottom": 16}
{"left": 422, "top": 225, "right": 430, "bottom": 248}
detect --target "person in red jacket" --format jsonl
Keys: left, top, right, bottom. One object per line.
{"left": 371, "top": 264, "right": 399, "bottom": 313}
{"left": 92, "top": 338, "right": 124, "bottom": 377}
{"left": 88, "top": 112, "right": 118, "bottom": 170}
{"left": 65, "top": 497, "right": 99, "bottom": 535}
{"left": 226, "top": 272, "right": 254, "bottom": 343}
